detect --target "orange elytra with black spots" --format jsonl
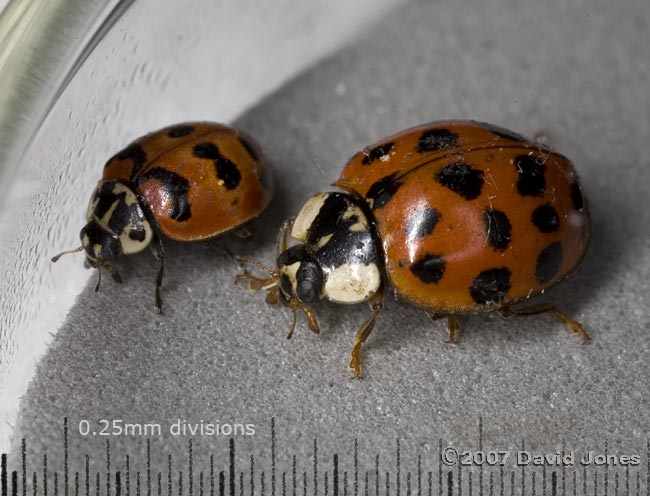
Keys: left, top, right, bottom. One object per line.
{"left": 237, "top": 120, "right": 589, "bottom": 378}
{"left": 53, "top": 122, "right": 273, "bottom": 312}
{"left": 336, "top": 120, "right": 589, "bottom": 312}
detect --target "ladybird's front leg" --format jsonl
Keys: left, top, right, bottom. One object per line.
{"left": 149, "top": 235, "right": 165, "bottom": 313}
{"left": 99, "top": 260, "right": 123, "bottom": 284}
{"left": 233, "top": 256, "right": 279, "bottom": 293}
{"left": 348, "top": 288, "right": 385, "bottom": 378}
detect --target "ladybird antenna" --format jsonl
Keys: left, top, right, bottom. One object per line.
{"left": 51, "top": 245, "right": 83, "bottom": 263}
{"left": 234, "top": 256, "right": 276, "bottom": 276}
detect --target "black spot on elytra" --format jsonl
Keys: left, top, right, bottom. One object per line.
{"left": 215, "top": 157, "right": 241, "bottom": 190}
{"left": 192, "top": 142, "right": 220, "bottom": 159}
{"left": 476, "top": 122, "right": 527, "bottom": 142}
{"left": 535, "top": 242, "right": 564, "bottom": 284}
{"left": 137, "top": 167, "right": 191, "bottom": 221}
{"left": 470, "top": 268, "right": 511, "bottom": 305}
{"left": 113, "top": 143, "right": 147, "bottom": 180}
{"left": 532, "top": 203, "right": 560, "bottom": 233}
{"left": 484, "top": 209, "right": 512, "bottom": 250}
{"left": 416, "top": 128, "right": 459, "bottom": 153}
{"left": 570, "top": 182, "right": 584, "bottom": 211}
{"left": 361, "top": 142, "right": 394, "bottom": 165}
{"left": 515, "top": 155, "right": 546, "bottom": 197}
{"left": 406, "top": 207, "right": 441, "bottom": 239}
{"left": 167, "top": 124, "right": 195, "bottom": 138}
{"left": 436, "top": 162, "right": 484, "bottom": 200}
{"left": 193, "top": 141, "right": 241, "bottom": 189}
{"left": 410, "top": 254, "right": 446, "bottom": 284}
{"left": 239, "top": 135, "right": 260, "bottom": 161}
{"left": 366, "top": 173, "right": 403, "bottom": 209}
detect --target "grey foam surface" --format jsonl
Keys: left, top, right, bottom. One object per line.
{"left": 9, "top": 0, "right": 650, "bottom": 487}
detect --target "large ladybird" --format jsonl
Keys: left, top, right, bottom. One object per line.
{"left": 53, "top": 122, "right": 273, "bottom": 312}
{"left": 237, "top": 120, "right": 589, "bottom": 377}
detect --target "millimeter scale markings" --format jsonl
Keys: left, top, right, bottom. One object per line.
{"left": 1, "top": 418, "right": 647, "bottom": 496}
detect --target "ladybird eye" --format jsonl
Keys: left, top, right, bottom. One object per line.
{"left": 296, "top": 261, "right": 323, "bottom": 303}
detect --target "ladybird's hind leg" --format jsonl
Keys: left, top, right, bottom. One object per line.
{"left": 500, "top": 303, "right": 590, "bottom": 343}
{"left": 150, "top": 235, "right": 165, "bottom": 313}
{"left": 348, "top": 287, "right": 384, "bottom": 379}
{"left": 425, "top": 312, "right": 460, "bottom": 344}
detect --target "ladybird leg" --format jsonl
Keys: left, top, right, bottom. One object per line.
{"left": 234, "top": 259, "right": 279, "bottom": 292}
{"left": 548, "top": 307, "right": 591, "bottom": 343}
{"left": 216, "top": 245, "right": 236, "bottom": 262}
{"left": 234, "top": 220, "right": 291, "bottom": 291}
{"left": 283, "top": 297, "right": 320, "bottom": 339}
{"left": 93, "top": 258, "right": 122, "bottom": 292}
{"left": 348, "top": 288, "right": 385, "bottom": 379}
{"left": 265, "top": 285, "right": 279, "bottom": 305}
{"left": 286, "top": 304, "right": 299, "bottom": 340}
{"left": 233, "top": 226, "right": 252, "bottom": 241}
{"left": 150, "top": 235, "right": 165, "bottom": 313}
{"left": 97, "top": 259, "right": 122, "bottom": 284}
{"left": 235, "top": 272, "right": 274, "bottom": 291}
{"left": 425, "top": 312, "right": 460, "bottom": 344}
{"left": 298, "top": 303, "right": 320, "bottom": 334}
{"left": 94, "top": 264, "right": 102, "bottom": 293}
{"left": 447, "top": 315, "right": 460, "bottom": 344}
{"left": 503, "top": 303, "right": 590, "bottom": 343}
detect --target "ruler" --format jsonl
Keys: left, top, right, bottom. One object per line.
{"left": 1, "top": 418, "right": 647, "bottom": 496}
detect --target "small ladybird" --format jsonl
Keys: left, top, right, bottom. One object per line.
{"left": 53, "top": 122, "right": 273, "bottom": 311}
{"left": 237, "top": 120, "right": 590, "bottom": 377}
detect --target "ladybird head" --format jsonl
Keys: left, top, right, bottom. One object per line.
{"left": 52, "top": 180, "right": 154, "bottom": 289}
{"left": 235, "top": 224, "right": 322, "bottom": 339}
{"left": 276, "top": 244, "right": 324, "bottom": 304}
{"left": 283, "top": 191, "right": 383, "bottom": 306}
{"left": 51, "top": 219, "right": 125, "bottom": 291}
{"left": 79, "top": 220, "right": 123, "bottom": 264}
